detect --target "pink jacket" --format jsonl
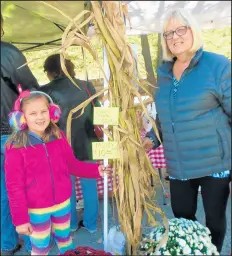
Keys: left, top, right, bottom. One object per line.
{"left": 4, "top": 132, "right": 100, "bottom": 226}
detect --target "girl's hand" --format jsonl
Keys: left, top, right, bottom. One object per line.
{"left": 142, "top": 137, "right": 153, "bottom": 152}
{"left": 16, "top": 223, "right": 33, "bottom": 236}
{"left": 98, "top": 165, "right": 112, "bottom": 177}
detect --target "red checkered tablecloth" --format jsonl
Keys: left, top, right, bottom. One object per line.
{"left": 140, "top": 128, "right": 167, "bottom": 169}
{"left": 75, "top": 130, "right": 167, "bottom": 200}
{"left": 148, "top": 146, "right": 167, "bottom": 169}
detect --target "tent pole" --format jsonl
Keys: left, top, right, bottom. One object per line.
{"left": 21, "top": 38, "right": 61, "bottom": 52}
{"left": 103, "top": 46, "right": 110, "bottom": 252}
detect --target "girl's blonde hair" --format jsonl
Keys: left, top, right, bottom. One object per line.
{"left": 161, "top": 8, "right": 203, "bottom": 61}
{"left": 6, "top": 94, "right": 61, "bottom": 149}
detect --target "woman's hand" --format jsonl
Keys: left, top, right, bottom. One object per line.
{"left": 16, "top": 223, "right": 33, "bottom": 236}
{"left": 142, "top": 137, "right": 153, "bottom": 152}
{"left": 98, "top": 165, "right": 112, "bottom": 177}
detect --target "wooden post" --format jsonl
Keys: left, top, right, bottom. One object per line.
{"left": 140, "top": 34, "right": 156, "bottom": 95}
{"left": 157, "top": 33, "right": 163, "bottom": 69}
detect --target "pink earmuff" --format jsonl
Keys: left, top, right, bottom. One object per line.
{"left": 8, "top": 85, "right": 62, "bottom": 131}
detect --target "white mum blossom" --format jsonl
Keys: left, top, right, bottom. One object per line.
{"left": 178, "top": 230, "right": 185, "bottom": 236}
{"left": 194, "top": 249, "right": 203, "bottom": 255}
{"left": 188, "top": 227, "right": 193, "bottom": 233}
{"left": 200, "top": 237, "right": 209, "bottom": 246}
{"left": 198, "top": 243, "right": 203, "bottom": 250}
{"left": 207, "top": 249, "right": 212, "bottom": 254}
{"left": 170, "top": 226, "right": 175, "bottom": 231}
{"left": 183, "top": 245, "right": 191, "bottom": 255}
{"left": 169, "top": 232, "right": 174, "bottom": 237}
{"left": 206, "top": 228, "right": 211, "bottom": 235}
{"left": 139, "top": 218, "right": 219, "bottom": 256}
{"left": 178, "top": 239, "right": 186, "bottom": 247}
{"left": 193, "top": 233, "right": 198, "bottom": 241}
{"left": 163, "top": 251, "right": 171, "bottom": 255}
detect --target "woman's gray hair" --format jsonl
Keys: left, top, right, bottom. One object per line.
{"left": 161, "top": 8, "right": 203, "bottom": 61}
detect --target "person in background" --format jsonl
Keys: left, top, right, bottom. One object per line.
{"left": 40, "top": 54, "right": 100, "bottom": 234}
{"left": 143, "top": 8, "right": 231, "bottom": 253}
{"left": 4, "top": 89, "right": 111, "bottom": 255}
{"left": 1, "top": 12, "right": 39, "bottom": 255}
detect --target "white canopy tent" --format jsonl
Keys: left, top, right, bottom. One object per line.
{"left": 125, "top": 1, "right": 231, "bottom": 35}
{"left": 1, "top": 1, "right": 231, "bottom": 51}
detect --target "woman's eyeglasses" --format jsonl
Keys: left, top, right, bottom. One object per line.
{"left": 163, "top": 26, "right": 189, "bottom": 40}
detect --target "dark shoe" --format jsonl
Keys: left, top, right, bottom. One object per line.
{"left": 165, "top": 176, "right": 170, "bottom": 181}
{"left": 78, "top": 220, "right": 97, "bottom": 234}
{"left": 1, "top": 244, "right": 22, "bottom": 256}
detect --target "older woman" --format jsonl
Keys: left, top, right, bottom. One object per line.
{"left": 143, "top": 8, "right": 231, "bottom": 252}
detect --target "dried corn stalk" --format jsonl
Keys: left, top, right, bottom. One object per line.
{"left": 40, "top": 1, "right": 168, "bottom": 254}
{"left": 91, "top": 3, "right": 169, "bottom": 254}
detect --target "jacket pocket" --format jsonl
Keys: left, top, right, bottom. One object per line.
{"left": 25, "top": 180, "right": 36, "bottom": 190}
{"left": 216, "top": 130, "right": 224, "bottom": 159}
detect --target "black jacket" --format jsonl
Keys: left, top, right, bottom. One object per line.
{"left": 40, "top": 76, "right": 99, "bottom": 161}
{"left": 1, "top": 41, "right": 39, "bottom": 133}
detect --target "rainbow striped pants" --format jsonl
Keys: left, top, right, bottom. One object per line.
{"left": 28, "top": 199, "right": 73, "bottom": 255}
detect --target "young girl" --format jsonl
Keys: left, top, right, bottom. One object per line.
{"left": 4, "top": 87, "right": 111, "bottom": 255}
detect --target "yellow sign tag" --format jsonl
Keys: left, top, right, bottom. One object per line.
{"left": 94, "top": 107, "right": 119, "bottom": 125}
{"left": 92, "top": 142, "right": 120, "bottom": 160}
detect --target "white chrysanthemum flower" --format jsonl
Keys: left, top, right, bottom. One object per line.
{"left": 193, "top": 233, "right": 198, "bottom": 241}
{"left": 183, "top": 245, "right": 191, "bottom": 255}
{"left": 156, "top": 234, "right": 162, "bottom": 241}
{"left": 214, "top": 251, "right": 220, "bottom": 255}
{"left": 188, "top": 227, "right": 193, "bottom": 233}
{"left": 163, "top": 251, "right": 171, "bottom": 255}
{"left": 169, "top": 232, "right": 174, "bottom": 237}
{"left": 170, "top": 226, "right": 175, "bottom": 231}
{"left": 194, "top": 249, "right": 203, "bottom": 255}
{"left": 178, "top": 230, "right": 185, "bottom": 236}
{"left": 207, "top": 249, "right": 212, "bottom": 254}
{"left": 139, "top": 218, "right": 220, "bottom": 256}
{"left": 198, "top": 243, "right": 203, "bottom": 250}
{"left": 200, "top": 237, "right": 209, "bottom": 246}
{"left": 178, "top": 239, "right": 186, "bottom": 247}
{"left": 196, "top": 221, "right": 203, "bottom": 229}
{"left": 206, "top": 228, "right": 211, "bottom": 235}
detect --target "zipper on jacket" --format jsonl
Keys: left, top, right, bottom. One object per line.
{"left": 25, "top": 180, "right": 36, "bottom": 190}
{"left": 172, "top": 122, "right": 175, "bottom": 133}
{"left": 216, "top": 130, "right": 224, "bottom": 159}
{"left": 42, "top": 143, "right": 56, "bottom": 204}
{"left": 168, "top": 77, "right": 185, "bottom": 179}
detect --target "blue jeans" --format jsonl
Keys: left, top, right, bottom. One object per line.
{"left": 1, "top": 135, "right": 31, "bottom": 252}
{"left": 70, "top": 175, "right": 99, "bottom": 231}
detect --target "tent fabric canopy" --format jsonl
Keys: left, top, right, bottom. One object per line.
{"left": 1, "top": 1, "right": 231, "bottom": 51}
{"left": 126, "top": 1, "right": 231, "bottom": 35}
{"left": 1, "top": 1, "right": 88, "bottom": 51}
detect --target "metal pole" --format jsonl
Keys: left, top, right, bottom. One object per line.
{"left": 103, "top": 46, "right": 110, "bottom": 252}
